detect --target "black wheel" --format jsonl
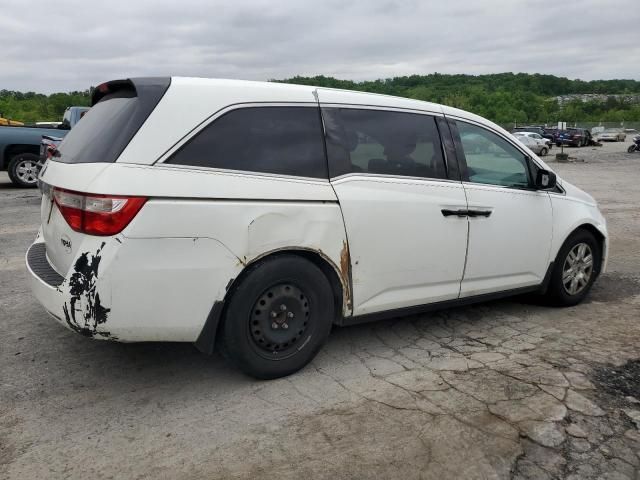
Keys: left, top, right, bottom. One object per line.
{"left": 547, "top": 229, "right": 601, "bottom": 306}
{"left": 8, "top": 153, "right": 40, "bottom": 187}
{"left": 628, "top": 145, "right": 637, "bottom": 153}
{"left": 540, "top": 147, "right": 548, "bottom": 156}
{"left": 220, "top": 255, "right": 334, "bottom": 379}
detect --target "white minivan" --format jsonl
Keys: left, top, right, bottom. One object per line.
{"left": 27, "top": 77, "right": 608, "bottom": 378}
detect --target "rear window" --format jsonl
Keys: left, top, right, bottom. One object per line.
{"left": 54, "top": 77, "right": 170, "bottom": 164}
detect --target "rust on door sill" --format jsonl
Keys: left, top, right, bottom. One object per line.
{"left": 340, "top": 240, "right": 352, "bottom": 311}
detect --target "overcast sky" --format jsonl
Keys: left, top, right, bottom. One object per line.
{"left": 2, "top": 0, "right": 639, "bottom": 93}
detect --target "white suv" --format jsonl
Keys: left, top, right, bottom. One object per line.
{"left": 27, "top": 77, "right": 608, "bottom": 378}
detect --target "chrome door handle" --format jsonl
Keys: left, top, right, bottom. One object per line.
{"left": 441, "top": 209, "right": 468, "bottom": 217}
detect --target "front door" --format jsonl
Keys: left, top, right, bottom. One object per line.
{"left": 451, "top": 119, "right": 553, "bottom": 297}
{"left": 320, "top": 101, "right": 469, "bottom": 316}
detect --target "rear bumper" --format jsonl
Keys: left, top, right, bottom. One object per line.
{"left": 26, "top": 240, "right": 76, "bottom": 333}
{"left": 26, "top": 233, "right": 242, "bottom": 343}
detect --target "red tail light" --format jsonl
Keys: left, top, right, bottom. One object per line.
{"left": 52, "top": 187, "right": 147, "bottom": 236}
{"left": 46, "top": 145, "right": 57, "bottom": 160}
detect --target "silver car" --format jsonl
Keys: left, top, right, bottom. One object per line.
{"left": 513, "top": 133, "right": 549, "bottom": 156}
{"left": 598, "top": 129, "right": 626, "bottom": 142}
{"left": 513, "top": 131, "right": 553, "bottom": 149}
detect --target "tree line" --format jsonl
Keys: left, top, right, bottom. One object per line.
{"left": 2, "top": 73, "right": 640, "bottom": 125}
{"left": 278, "top": 73, "right": 640, "bottom": 125}
{"left": 0, "top": 89, "right": 91, "bottom": 124}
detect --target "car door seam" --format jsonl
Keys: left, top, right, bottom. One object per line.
{"left": 459, "top": 184, "right": 471, "bottom": 298}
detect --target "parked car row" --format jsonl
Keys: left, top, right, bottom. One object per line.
{"left": 512, "top": 125, "right": 629, "bottom": 148}
{"left": 512, "top": 126, "right": 554, "bottom": 142}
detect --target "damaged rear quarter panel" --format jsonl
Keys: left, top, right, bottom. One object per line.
{"left": 58, "top": 238, "right": 119, "bottom": 339}
{"left": 53, "top": 233, "right": 243, "bottom": 343}
{"left": 106, "top": 236, "right": 242, "bottom": 341}
{"left": 124, "top": 199, "right": 352, "bottom": 317}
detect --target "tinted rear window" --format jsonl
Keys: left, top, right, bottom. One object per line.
{"left": 54, "top": 77, "right": 170, "bottom": 164}
{"left": 55, "top": 96, "right": 136, "bottom": 163}
{"left": 167, "top": 107, "right": 328, "bottom": 179}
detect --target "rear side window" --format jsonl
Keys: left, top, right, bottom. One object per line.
{"left": 322, "top": 108, "right": 447, "bottom": 179}
{"left": 167, "top": 107, "right": 328, "bottom": 179}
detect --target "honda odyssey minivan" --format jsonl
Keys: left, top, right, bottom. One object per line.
{"left": 27, "top": 77, "right": 608, "bottom": 378}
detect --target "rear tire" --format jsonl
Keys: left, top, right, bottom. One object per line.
{"left": 547, "top": 229, "right": 601, "bottom": 307}
{"left": 8, "top": 153, "right": 40, "bottom": 187}
{"left": 220, "top": 255, "right": 335, "bottom": 379}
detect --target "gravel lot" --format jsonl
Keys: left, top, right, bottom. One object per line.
{"left": 1, "top": 141, "right": 639, "bottom": 479}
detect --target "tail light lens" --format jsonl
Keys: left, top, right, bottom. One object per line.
{"left": 46, "top": 145, "right": 57, "bottom": 160}
{"left": 52, "top": 187, "right": 147, "bottom": 236}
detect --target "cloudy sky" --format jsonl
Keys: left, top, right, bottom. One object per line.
{"left": 2, "top": 0, "right": 639, "bottom": 93}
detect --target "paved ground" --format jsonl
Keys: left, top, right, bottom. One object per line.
{"left": 1, "top": 141, "right": 639, "bottom": 479}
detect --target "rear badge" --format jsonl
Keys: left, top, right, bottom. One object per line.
{"left": 60, "top": 235, "right": 72, "bottom": 253}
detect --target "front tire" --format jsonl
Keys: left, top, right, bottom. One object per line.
{"left": 540, "top": 147, "right": 548, "bottom": 156}
{"left": 547, "top": 229, "right": 601, "bottom": 307}
{"left": 220, "top": 255, "right": 335, "bottom": 379}
{"left": 8, "top": 153, "right": 40, "bottom": 187}
{"left": 628, "top": 145, "right": 637, "bottom": 153}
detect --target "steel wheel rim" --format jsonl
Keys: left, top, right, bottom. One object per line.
{"left": 15, "top": 159, "right": 38, "bottom": 184}
{"left": 249, "top": 283, "right": 311, "bottom": 358}
{"left": 562, "top": 242, "right": 593, "bottom": 295}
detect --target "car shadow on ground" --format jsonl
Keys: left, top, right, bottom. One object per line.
{"left": 0, "top": 184, "right": 35, "bottom": 191}
{"left": 33, "top": 293, "right": 558, "bottom": 390}
{"left": 36, "top": 271, "right": 633, "bottom": 386}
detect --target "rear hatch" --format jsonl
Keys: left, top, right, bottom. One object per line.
{"left": 38, "top": 77, "right": 170, "bottom": 276}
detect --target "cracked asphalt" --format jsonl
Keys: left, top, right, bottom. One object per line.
{"left": 1, "top": 141, "right": 639, "bottom": 479}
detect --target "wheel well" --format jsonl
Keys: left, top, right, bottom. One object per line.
{"left": 201, "top": 249, "right": 346, "bottom": 355}
{"left": 289, "top": 250, "right": 345, "bottom": 322}
{"left": 3, "top": 145, "right": 40, "bottom": 170}
{"left": 237, "top": 250, "right": 344, "bottom": 321}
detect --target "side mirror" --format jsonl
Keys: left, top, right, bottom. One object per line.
{"left": 535, "top": 169, "right": 557, "bottom": 190}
